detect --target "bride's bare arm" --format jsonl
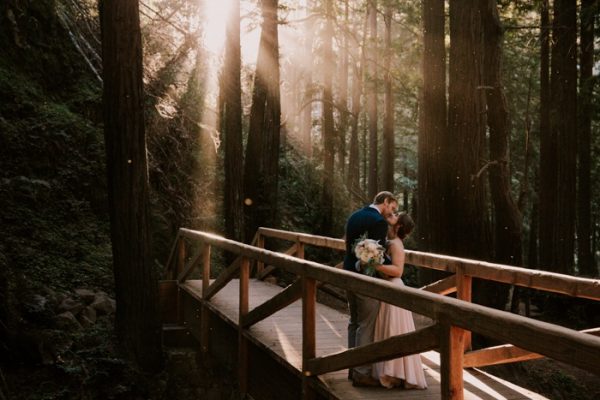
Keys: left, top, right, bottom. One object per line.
{"left": 376, "top": 239, "right": 404, "bottom": 277}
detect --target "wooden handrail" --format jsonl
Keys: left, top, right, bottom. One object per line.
{"left": 168, "top": 228, "right": 600, "bottom": 399}
{"left": 257, "top": 227, "right": 600, "bottom": 301}
{"left": 177, "top": 228, "right": 600, "bottom": 378}
{"left": 255, "top": 226, "right": 600, "bottom": 371}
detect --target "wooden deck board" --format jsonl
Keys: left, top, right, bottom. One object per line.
{"left": 181, "top": 279, "right": 548, "bottom": 400}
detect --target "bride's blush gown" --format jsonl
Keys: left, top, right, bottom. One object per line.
{"left": 372, "top": 277, "right": 428, "bottom": 389}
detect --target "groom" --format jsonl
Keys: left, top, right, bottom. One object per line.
{"left": 344, "top": 191, "right": 398, "bottom": 387}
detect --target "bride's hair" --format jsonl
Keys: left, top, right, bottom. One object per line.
{"left": 394, "top": 212, "right": 415, "bottom": 239}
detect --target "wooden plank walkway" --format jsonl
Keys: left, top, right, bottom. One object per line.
{"left": 181, "top": 279, "right": 548, "bottom": 400}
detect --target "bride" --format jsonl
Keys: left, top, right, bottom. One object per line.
{"left": 372, "top": 212, "right": 428, "bottom": 389}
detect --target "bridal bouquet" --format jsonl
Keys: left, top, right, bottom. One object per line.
{"left": 353, "top": 234, "right": 385, "bottom": 277}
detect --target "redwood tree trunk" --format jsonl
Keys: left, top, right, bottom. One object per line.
{"left": 243, "top": 0, "right": 281, "bottom": 241}
{"left": 447, "top": 0, "right": 490, "bottom": 261}
{"left": 223, "top": 0, "right": 244, "bottom": 242}
{"left": 347, "top": 11, "right": 368, "bottom": 198}
{"left": 577, "top": 0, "right": 596, "bottom": 276}
{"left": 538, "top": 0, "right": 554, "bottom": 270}
{"left": 481, "top": 0, "right": 522, "bottom": 311}
{"left": 481, "top": 0, "right": 523, "bottom": 267}
{"left": 382, "top": 4, "right": 394, "bottom": 192}
{"left": 337, "top": 0, "right": 350, "bottom": 179}
{"left": 367, "top": 0, "right": 378, "bottom": 199}
{"left": 549, "top": 0, "right": 577, "bottom": 274}
{"left": 301, "top": 1, "right": 314, "bottom": 158}
{"left": 320, "top": 0, "right": 335, "bottom": 234}
{"left": 261, "top": 0, "right": 281, "bottom": 226}
{"left": 418, "top": 0, "right": 447, "bottom": 256}
{"left": 100, "top": 0, "right": 163, "bottom": 372}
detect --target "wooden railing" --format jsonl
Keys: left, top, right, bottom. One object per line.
{"left": 165, "top": 227, "right": 600, "bottom": 400}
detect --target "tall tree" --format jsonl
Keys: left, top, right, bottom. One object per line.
{"left": 418, "top": 0, "right": 448, "bottom": 256}
{"left": 300, "top": 1, "right": 315, "bottom": 158}
{"left": 481, "top": 0, "right": 523, "bottom": 267}
{"left": 538, "top": 0, "right": 554, "bottom": 270}
{"left": 481, "top": 0, "right": 523, "bottom": 310}
{"left": 337, "top": 0, "right": 350, "bottom": 179}
{"left": 577, "top": 0, "right": 596, "bottom": 276}
{"left": 243, "top": 0, "right": 281, "bottom": 241}
{"left": 320, "top": 0, "right": 335, "bottom": 234}
{"left": 447, "top": 0, "right": 491, "bottom": 260}
{"left": 100, "top": 0, "right": 163, "bottom": 372}
{"left": 347, "top": 11, "right": 369, "bottom": 200}
{"left": 366, "top": 0, "right": 378, "bottom": 198}
{"left": 222, "top": 0, "right": 244, "bottom": 242}
{"left": 382, "top": 2, "right": 394, "bottom": 191}
{"left": 550, "top": 0, "right": 578, "bottom": 274}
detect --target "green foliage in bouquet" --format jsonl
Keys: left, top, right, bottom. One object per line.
{"left": 352, "top": 233, "right": 386, "bottom": 277}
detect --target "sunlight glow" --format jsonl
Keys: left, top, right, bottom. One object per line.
{"left": 201, "top": 0, "right": 259, "bottom": 62}
{"left": 202, "top": 0, "right": 233, "bottom": 56}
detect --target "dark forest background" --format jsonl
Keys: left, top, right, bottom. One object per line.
{"left": 0, "top": 0, "right": 599, "bottom": 399}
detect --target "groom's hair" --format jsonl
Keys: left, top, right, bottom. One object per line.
{"left": 373, "top": 191, "right": 397, "bottom": 205}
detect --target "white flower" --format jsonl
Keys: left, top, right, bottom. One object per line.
{"left": 353, "top": 237, "right": 385, "bottom": 276}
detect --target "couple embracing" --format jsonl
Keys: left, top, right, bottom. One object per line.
{"left": 344, "top": 191, "right": 427, "bottom": 390}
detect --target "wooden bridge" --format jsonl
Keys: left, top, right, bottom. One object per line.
{"left": 159, "top": 227, "right": 600, "bottom": 400}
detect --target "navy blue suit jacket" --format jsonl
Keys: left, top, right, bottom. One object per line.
{"left": 343, "top": 206, "right": 389, "bottom": 273}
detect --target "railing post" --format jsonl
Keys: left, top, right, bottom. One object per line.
{"left": 440, "top": 318, "right": 465, "bottom": 400}
{"left": 456, "top": 267, "right": 472, "bottom": 351}
{"left": 238, "top": 257, "right": 250, "bottom": 397}
{"left": 201, "top": 243, "right": 211, "bottom": 354}
{"left": 202, "top": 244, "right": 211, "bottom": 295}
{"left": 256, "top": 233, "right": 265, "bottom": 276}
{"left": 302, "top": 276, "right": 316, "bottom": 400}
{"left": 176, "top": 238, "right": 186, "bottom": 325}
{"left": 296, "top": 240, "right": 305, "bottom": 259}
{"left": 177, "top": 238, "right": 186, "bottom": 279}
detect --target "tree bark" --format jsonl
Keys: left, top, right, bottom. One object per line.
{"left": 100, "top": 0, "right": 163, "bottom": 372}
{"left": 447, "top": 0, "right": 491, "bottom": 261}
{"left": 538, "top": 0, "right": 554, "bottom": 270}
{"left": 577, "top": 0, "right": 596, "bottom": 276}
{"left": 223, "top": 0, "right": 244, "bottom": 242}
{"left": 382, "top": 4, "right": 394, "bottom": 192}
{"left": 367, "top": 0, "right": 378, "bottom": 199}
{"left": 337, "top": 0, "right": 350, "bottom": 179}
{"left": 243, "top": 0, "right": 281, "bottom": 242}
{"left": 418, "top": 0, "right": 447, "bottom": 256}
{"left": 347, "top": 11, "right": 369, "bottom": 198}
{"left": 549, "top": 0, "right": 577, "bottom": 274}
{"left": 301, "top": 1, "right": 314, "bottom": 158}
{"left": 481, "top": 0, "right": 522, "bottom": 311}
{"left": 481, "top": 0, "right": 523, "bottom": 267}
{"left": 320, "top": 0, "right": 335, "bottom": 234}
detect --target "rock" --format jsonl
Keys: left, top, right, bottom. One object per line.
{"left": 53, "top": 291, "right": 67, "bottom": 306}
{"left": 54, "top": 311, "right": 82, "bottom": 331}
{"left": 91, "top": 292, "right": 115, "bottom": 315}
{"left": 57, "top": 297, "right": 84, "bottom": 315}
{"left": 78, "top": 305, "right": 97, "bottom": 328}
{"left": 41, "top": 286, "right": 56, "bottom": 299}
{"left": 23, "top": 294, "right": 48, "bottom": 314}
{"left": 21, "top": 293, "right": 54, "bottom": 325}
{"left": 74, "top": 288, "right": 96, "bottom": 304}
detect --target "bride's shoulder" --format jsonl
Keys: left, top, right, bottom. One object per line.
{"left": 387, "top": 237, "right": 402, "bottom": 248}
